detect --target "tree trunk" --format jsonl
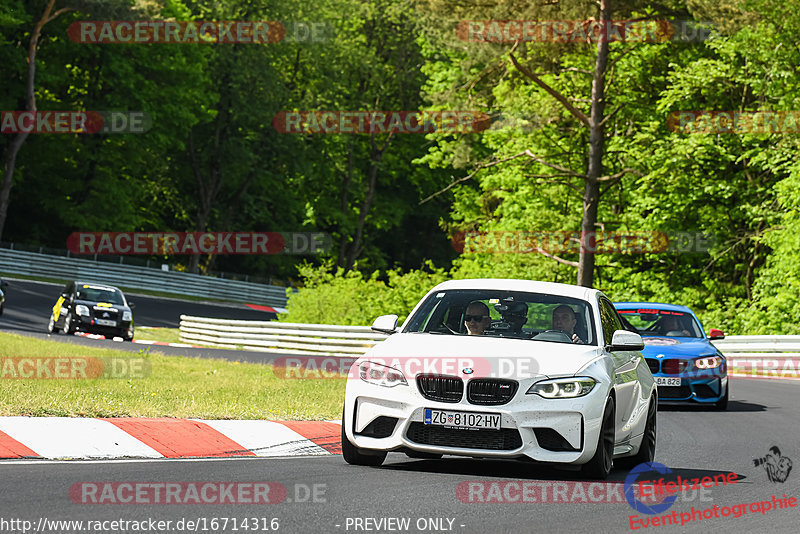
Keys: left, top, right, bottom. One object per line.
{"left": 0, "top": 0, "right": 64, "bottom": 240}
{"left": 577, "top": 0, "right": 611, "bottom": 288}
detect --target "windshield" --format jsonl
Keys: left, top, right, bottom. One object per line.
{"left": 403, "top": 289, "right": 597, "bottom": 345}
{"left": 617, "top": 308, "right": 703, "bottom": 338}
{"left": 76, "top": 285, "right": 126, "bottom": 305}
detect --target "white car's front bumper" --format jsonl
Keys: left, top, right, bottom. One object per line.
{"left": 343, "top": 375, "right": 610, "bottom": 465}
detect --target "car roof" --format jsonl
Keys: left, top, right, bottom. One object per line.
{"left": 613, "top": 301, "right": 694, "bottom": 314}
{"left": 429, "top": 279, "right": 601, "bottom": 301}
{"left": 74, "top": 281, "right": 123, "bottom": 292}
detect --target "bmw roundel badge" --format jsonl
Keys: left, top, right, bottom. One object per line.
{"left": 462, "top": 367, "right": 474, "bottom": 375}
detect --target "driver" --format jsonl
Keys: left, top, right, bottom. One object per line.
{"left": 552, "top": 305, "right": 583, "bottom": 344}
{"left": 659, "top": 315, "right": 690, "bottom": 336}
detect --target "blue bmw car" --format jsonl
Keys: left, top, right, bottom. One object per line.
{"left": 613, "top": 302, "right": 728, "bottom": 410}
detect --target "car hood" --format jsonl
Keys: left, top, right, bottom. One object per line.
{"left": 74, "top": 299, "right": 131, "bottom": 312}
{"left": 640, "top": 336, "right": 718, "bottom": 357}
{"left": 364, "top": 332, "right": 604, "bottom": 378}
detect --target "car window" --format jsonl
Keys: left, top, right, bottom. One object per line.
{"left": 403, "top": 289, "right": 597, "bottom": 345}
{"left": 76, "top": 285, "right": 125, "bottom": 305}
{"left": 599, "top": 298, "right": 623, "bottom": 345}
{"left": 615, "top": 307, "right": 703, "bottom": 338}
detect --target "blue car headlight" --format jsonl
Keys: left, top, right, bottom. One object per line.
{"left": 695, "top": 356, "right": 723, "bottom": 369}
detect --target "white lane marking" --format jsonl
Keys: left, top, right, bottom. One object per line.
{"left": 196, "top": 419, "right": 330, "bottom": 457}
{"left": 0, "top": 455, "right": 337, "bottom": 465}
{"left": 0, "top": 417, "right": 163, "bottom": 459}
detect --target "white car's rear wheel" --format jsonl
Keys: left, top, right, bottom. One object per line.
{"left": 341, "top": 415, "right": 386, "bottom": 467}
{"left": 581, "top": 397, "right": 615, "bottom": 479}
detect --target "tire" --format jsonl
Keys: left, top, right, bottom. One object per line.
{"left": 61, "top": 312, "right": 75, "bottom": 335}
{"left": 47, "top": 314, "right": 56, "bottom": 334}
{"left": 122, "top": 324, "right": 134, "bottom": 342}
{"left": 341, "top": 414, "right": 386, "bottom": 467}
{"left": 616, "top": 397, "right": 657, "bottom": 470}
{"left": 581, "top": 397, "right": 615, "bottom": 480}
{"left": 714, "top": 385, "right": 729, "bottom": 411}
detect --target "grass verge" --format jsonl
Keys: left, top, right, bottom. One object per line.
{"left": 0, "top": 332, "right": 344, "bottom": 420}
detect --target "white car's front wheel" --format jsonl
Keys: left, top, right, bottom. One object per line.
{"left": 580, "top": 397, "right": 615, "bottom": 479}
{"left": 341, "top": 414, "right": 386, "bottom": 467}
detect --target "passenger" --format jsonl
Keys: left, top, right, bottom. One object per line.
{"left": 552, "top": 304, "right": 583, "bottom": 344}
{"left": 501, "top": 302, "right": 528, "bottom": 335}
{"left": 464, "top": 301, "right": 491, "bottom": 336}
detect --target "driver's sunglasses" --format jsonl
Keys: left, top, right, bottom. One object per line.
{"left": 465, "top": 314, "right": 488, "bottom": 322}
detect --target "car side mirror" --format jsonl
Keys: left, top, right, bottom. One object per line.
{"left": 61, "top": 293, "right": 70, "bottom": 299}
{"left": 609, "top": 330, "right": 644, "bottom": 351}
{"left": 707, "top": 328, "right": 724, "bottom": 340}
{"left": 371, "top": 314, "right": 399, "bottom": 334}
{"left": 128, "top": 301, "right": 135, "bottom": 309}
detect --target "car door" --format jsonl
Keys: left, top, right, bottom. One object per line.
{"left": 598, "top": 297, "right": 640, "bottom": 443}
{"left": 52, "top": 282, "right": 73, "bottom": 326}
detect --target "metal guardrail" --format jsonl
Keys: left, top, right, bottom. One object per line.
{"left": 179, "top": 315, "right": 388, "bottom": 356}
{"left": 178, "top": 320, "right": 800, "bottom": 379}
{"left": 710, "top": 336, "right": 799, "bottom": 378}
{"left": 0, "top": 248, "right": 290, "bottom": 307}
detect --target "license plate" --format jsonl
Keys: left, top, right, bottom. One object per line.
{"left": 96, "top": 319, "right": 117, "bottom": 327}
{"left": 424, "top": 409, "right": 501, "bottom": 430}
{"left": 655, "top": 377, "right": 682, "bottom": 386}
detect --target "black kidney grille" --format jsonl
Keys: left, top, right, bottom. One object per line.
{"left": 417, "top": 375, "right": 463, "bottom": 403}
{"left": 646, "top": 358, "right": 660, "bottom": 374}
{"left": 467, "top": 379, "right": 518, "bottom": 405}
{"left": 406, "top": 423, "right": 522, "bottom": 451}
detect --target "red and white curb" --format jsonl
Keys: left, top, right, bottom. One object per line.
{"left": 0, "top": 417, "right": 341, "bottom": 460}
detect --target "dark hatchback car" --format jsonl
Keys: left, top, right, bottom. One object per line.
{"left": 47, "top": 281, "right": 135, "bottom": 341}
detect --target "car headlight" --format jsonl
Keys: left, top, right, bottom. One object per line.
{"left": 359, "top": 361, "right": 407, "bottom": 387}
{"left": 695, "top": 356, "right": 722, "bottom": 369}
{"left": 75, "top": 304, "right": 90, "bottom": 316}
{"left": 527, "top": 377, "right": 596, "bottom": 398}
{"left": 122, "top": 311, "right": 132, "bottom": 322}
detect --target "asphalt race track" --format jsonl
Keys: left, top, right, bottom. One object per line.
{"left": 0, "top": 379, "right": 798, "bottom": 533}
{"left": 0, "top": 278, "right": 282, "bottom": 361}
{"left": 2, "top": 278, "right": 800, "bottom": 532}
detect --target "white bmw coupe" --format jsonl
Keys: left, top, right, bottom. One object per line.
{"left": 342, "top": 279, "right": 657, "bottom": 479}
